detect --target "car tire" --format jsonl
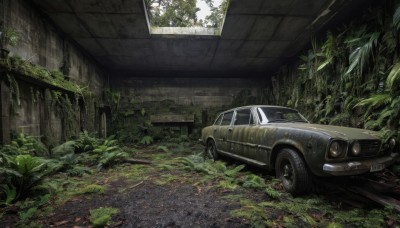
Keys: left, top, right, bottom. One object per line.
{"left": 275, "top": 148, "right": 312, "bottom": 195}
{"left": 206, "top": 139, "right": 219, "bottom": 160}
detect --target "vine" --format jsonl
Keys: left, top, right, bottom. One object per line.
{"left": 0, "top": 55, "right": 84, "bottom": 93}
{"left": 7, "top": 74, "right": 20, "bottom": 108}
{"left": 263, "top": 1, "right": 400, "bottom": 139}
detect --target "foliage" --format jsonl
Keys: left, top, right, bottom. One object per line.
{"left": 140, "top": 135, "right": 154, "bottom": 145}
{"left": 75, "top": 131, "right": 100, "bottom": 153}
{"left": 78, "top": 184, "right": 106, "bottom": 195}
{"left": 241, "top": 174, "right": 266, "bottom": 190}
{"left": 145, "top": 0, "right": 229, "bottom": 29}
{"left": 203, "top": 0, "right": 229, "bottom": 28}
{"left": 345, "top": 31, "right": 380, "bottom": 76}
{"left": 92, "top": 136, "right": 128, "bottom": 170}
{"left": 51, "top": 141, "right": 76, "bottom": 158}
{"left": 0, "top": 27, "right": 20, "bottom": 46}
{"left": 5, "top": 133, "right": 49, "bottom": 157}
{"left": 386, "top": 61, "right": 400, "bottom": 92}
{"left": 393, "top": 5, "right": 400, "bottom": 31}
{"left": 0, "top": 56, "right": 85, "bottom": 94}
{"left": 6, "top": 155, "right": 48, "bottom": 201}
{"left": 89, "top": 207, "right": 119, "bottom": 227}
{"left": 0, "top": 185, "right": 17, "bottom": 206}
{"left": 146, "top": 0, "right": 200, "bottom": 27}
{"left": 261, "top": 2, "right": 400, "bottom": 136}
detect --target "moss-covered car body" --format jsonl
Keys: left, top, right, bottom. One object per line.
{"left": 201, "top": 105, "right": 399, "bottom": 194}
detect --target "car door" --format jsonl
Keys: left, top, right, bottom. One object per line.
{"left": 229, "top": 108, "right": 257, "bottom": 158}
{"left": 214, "top": 111, "right": 234, "bottom": 152}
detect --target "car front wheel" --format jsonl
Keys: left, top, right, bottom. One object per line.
{"left": 206, "top": 139, "right": 218, "bottom": 160}
{"left": 275, "top": 148, "right": 312, "bottom": 195}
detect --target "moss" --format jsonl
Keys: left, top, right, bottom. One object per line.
{"left": 89, "top": 207, "right": 119, "bottom": 227}
{"left": 76, "top": 184, "right": 106, "bottom": 195}
{"left": 0, "top": 56, "right": 85, "bottom": 94}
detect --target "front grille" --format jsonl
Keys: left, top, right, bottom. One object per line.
{"left": 358, "top": 140, "right": 381, "bottom": 157}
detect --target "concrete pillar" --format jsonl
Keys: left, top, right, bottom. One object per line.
{"left": 99, "top": 111, "right": 107, "bottom": 138}
{"left": 0, "top": 77, "right": 11, "bottom": 144}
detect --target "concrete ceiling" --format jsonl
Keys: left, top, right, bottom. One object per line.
{"left": 31, "top": 0, "right": 369, "bottom": 77}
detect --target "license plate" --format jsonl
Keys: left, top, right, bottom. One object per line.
{"left": 370, "top": 163, "right": 384, "bottom": 172}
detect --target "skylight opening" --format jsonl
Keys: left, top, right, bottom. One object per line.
{"left": 144, "top": 0, "right": 229, "bottom": 36}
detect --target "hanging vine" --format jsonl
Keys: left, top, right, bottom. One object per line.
{"left": 262, "top": 0, "right": 400, "bottom": 140}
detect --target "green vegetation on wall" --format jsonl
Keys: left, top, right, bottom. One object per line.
{"left": 110, "top": 100, "right": 195, "bottom": 143}
{"left": 0, "top": 55, "right": 101, "bottom": 145}
{"left": 262, "top": 1, "right": 400, "bottom": 139}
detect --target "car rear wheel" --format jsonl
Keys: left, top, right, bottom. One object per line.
{"left": 275, "top": 148, "right": 312, "bottom": 195}
{"left": 206, "top": 139, "right": 218, "bottom": 160}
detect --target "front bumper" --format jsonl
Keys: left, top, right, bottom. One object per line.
{"left": 323, "top": 153, "right": 399, "bottom": 176}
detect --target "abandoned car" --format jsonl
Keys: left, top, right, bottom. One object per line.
{"left": 201, "top": 105, "right": 399, "bottom": 195}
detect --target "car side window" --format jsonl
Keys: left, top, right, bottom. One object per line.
{"left": 257, "top": 108, "right": 268, "bottom": 124}
{"left": 221, "top": 111, "right": 234, "bottom": 125}
{"left": 234, "top": 109, "right": 252, "bottom": 125}
{"left": 214, "top": 114, "right": 223, "bottom": 125}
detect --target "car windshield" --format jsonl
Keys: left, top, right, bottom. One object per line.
{"left": 257, "top": 107, "right": 308, "bottom": 124}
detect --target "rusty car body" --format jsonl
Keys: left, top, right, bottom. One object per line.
{"left": 201, "top": 105, "right": 399, "bottom": 195}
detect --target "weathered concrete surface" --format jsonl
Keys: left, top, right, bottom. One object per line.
{"left": 0, "top": 0, "right": 107, "bottom": 143}
{"left": 30, "top": 0, "right": 373, "bottom": 75}
{"left": 111, "top": 77, "right": 265, "bottom": 108}
{"left": 5, "top": 0, "right": 106, "bottom": 96}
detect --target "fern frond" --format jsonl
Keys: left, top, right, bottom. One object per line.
{"left": 345, "top": 32, "right": 380, "bottom": 76}
{"left": 353, "top": 94, "right": 391, "bottom": 109}
{"left": 393, "top": 6, "right": 400, "bottom": 31}
{"left": 386, "top": 61, "right": 400, "bottom": 92}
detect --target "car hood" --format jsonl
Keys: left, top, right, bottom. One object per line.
{"left": 266, "top": 123, "right": 381, "bottom": 140}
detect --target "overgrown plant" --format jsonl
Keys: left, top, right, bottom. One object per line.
{"left": 89, "top": 207, "right": 119, "bottom": 227}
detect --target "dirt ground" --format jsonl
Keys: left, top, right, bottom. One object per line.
{"left": 42, "top": 180, "right": 248, "bottom": 227}
{"left": 2, "top": 142, "right": 399, "bottom": 227}
{"left": 1, "top": 144, "right": 260, "bottom": 227}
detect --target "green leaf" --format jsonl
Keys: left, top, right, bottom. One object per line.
{"left": 386, "top": 61, "right": 400, "bottom": 92}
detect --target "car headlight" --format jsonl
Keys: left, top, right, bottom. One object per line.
{"left": 351, "top": 141, "right": 361, "bottom": 156}
{"left": 329, "top": 141, "right": 342, "bottom": 158}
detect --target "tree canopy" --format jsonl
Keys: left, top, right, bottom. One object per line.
{"left": 145, "top": 0, "right": 229, "bottom": 28}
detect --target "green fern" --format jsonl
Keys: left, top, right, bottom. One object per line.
{"left": 97, "top": 151, "right": 128, "bottom": 170}
{"left": 89, "top": 207, "right": 119, "bottom": 227}
{"left": 345, "top": 32, "right": 380, "bottom": 77}
{"left": 51, "top": 141, "right": 76, "bottom": 158}
{"left": 353, "top": 94, "right": 391, "bottom": 113}
{"left": 140, "top": 136, "right": 154, "bottom": 145}
{"left": 78, "top": 184, "right": 106, "bottom": 195}
{"left": 217, "top": 179, "right": 238, "bottom": 190}
{"left": 241, "top": 174, "right": 266, "bottom": 189}
{"left": 393, "top": 5, "right": 400, "bottom": 31}
{"left": 386, "top": 61, "right": 400, "bottom": 92}
{"left": 156, "top": 145, "right": 170, "bottom": 153}
{"left": 224, "top": 164, "right": 245, "bottom": 177}
{"left": 8, "top": 155, "right": 48, "bottom": 200}
{"left": 0, "top": 185, "right": 17, "bottom": 205}
{"left": 265, "top": 186, "right": 282, "bottom": 199}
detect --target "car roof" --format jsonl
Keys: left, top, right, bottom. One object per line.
{"left": 221, "top": 105, "right": 297, "bottom": 114}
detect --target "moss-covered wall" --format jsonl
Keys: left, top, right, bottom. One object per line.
{"left": 263, "top": 0, "right": 400, "bottom": 139}
{"left": 0, "top": 0, "right": 107, "bottom": 144}
{"left": 109, "top": 77, "right": 266, "bottom": 142}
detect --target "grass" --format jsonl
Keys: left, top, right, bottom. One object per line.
{"left": 3, "top": 141, "right": 399, "bottom": 227}
{"left": 89, "top": 207, "right": 119, "bottom": 227}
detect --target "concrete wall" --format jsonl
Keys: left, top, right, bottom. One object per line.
{"left": 109, "top": 76, "right": 266, "bottom": 141}
{"left": 0, "top": 0, "right": 107, "bottom": 144}
{"left": 112, "top": 77, "right": 266, "bottom": 108}
{"left": 3, "top": 0, "right": 106, "bottom": 96}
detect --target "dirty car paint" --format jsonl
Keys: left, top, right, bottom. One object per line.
{"left": 201, "top": 105, "right": 397, "bottom": 177}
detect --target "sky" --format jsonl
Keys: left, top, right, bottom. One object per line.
{"left": 196, "top": 0, "right": 222, "bottom": 21}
